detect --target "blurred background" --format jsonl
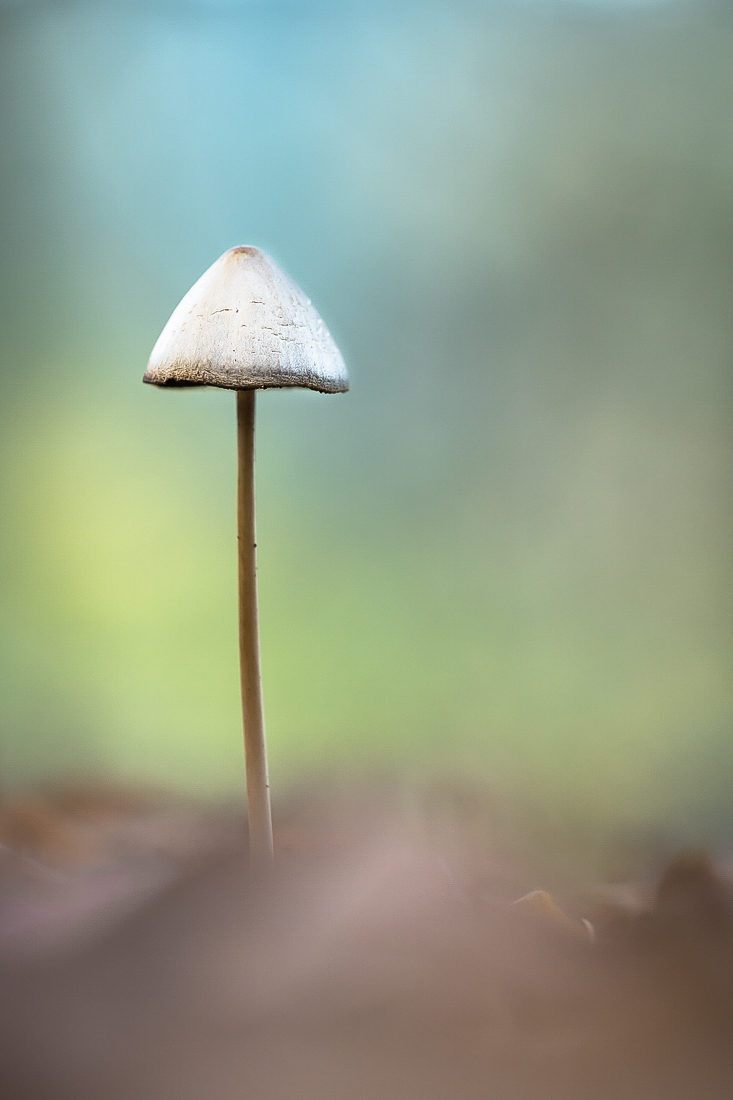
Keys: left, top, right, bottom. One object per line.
{"left": 0, "top": 0, "right": 731, "bottom": 844}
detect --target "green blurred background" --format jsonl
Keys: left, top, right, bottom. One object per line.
{"left": 1, "top": 0, "right": 732, "bottom": 840}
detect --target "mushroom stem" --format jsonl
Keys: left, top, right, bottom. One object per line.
{"left": 236, "top": 389, "right": 274, "bottom": 865}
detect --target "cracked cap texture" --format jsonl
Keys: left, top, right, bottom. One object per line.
{"left": 143, "top": 247, "right": 348, "bottom": 393}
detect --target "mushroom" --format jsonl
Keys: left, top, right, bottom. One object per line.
{"left": 144, "top": 247, "right": 348, "bottom": 864}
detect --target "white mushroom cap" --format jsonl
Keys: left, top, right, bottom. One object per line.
{"left": 143, "top": 247, "right": 348, "bottom": 393}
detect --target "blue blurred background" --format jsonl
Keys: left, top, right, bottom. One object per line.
{"left": 1, "top": 0, "right": 732, "bottom": 840}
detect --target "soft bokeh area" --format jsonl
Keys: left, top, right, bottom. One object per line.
{"left": 1, "top": 0, "right": 732, "bottom": 840}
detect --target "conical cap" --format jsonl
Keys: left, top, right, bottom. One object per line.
{"left": 143, "top": 247, "right": 348, "bottom": 393}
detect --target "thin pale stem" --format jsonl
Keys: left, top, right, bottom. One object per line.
{"left": 236, "top": 389, "right": 274, "bottom": 866}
